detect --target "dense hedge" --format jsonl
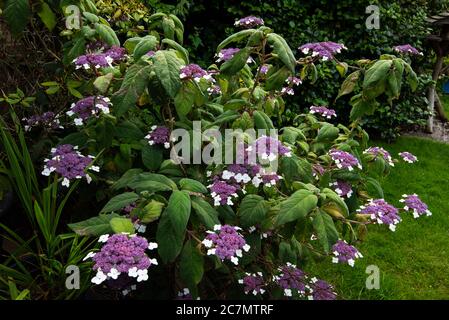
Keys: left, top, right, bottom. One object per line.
{"left": 183, "top": 0, "right": 449, "bottom": 139}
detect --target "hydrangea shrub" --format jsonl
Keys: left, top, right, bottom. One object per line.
{"left": 52, "top": 10, "right": 432, "bottom": 300}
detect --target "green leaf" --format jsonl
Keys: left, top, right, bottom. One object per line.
{"left": 220, "top": 47, "right": 251, "bottom": 75}
{"left": 321, "top": 188, "right": 349, "bottom": 216}
{"left": 239, "top": 195, "right": 268, "bottom": 228}
{"left": 174, "top": 82, "right": 195, "bottom": 117}
{"left": 93, "top": 73, "right": 114, "bottom": 94}
{"left": 191, "top": 197, "right": 219, "bottom": 229}
{"left": 112, "top": 64, "right": 151, "bottom": 116}
{"left": 313, "top": 209, "right": 339, "bottom": 253}
{"left": 165, "top": 190, "right": 191, "bottom": 237}
{"left": 267, "top": 33, "right": 297, "bottom": 72}
{"left": 127, "top": 179, "right": 172, "bottom": 193}
{"left": 112, "top": 169, "right": 143, "bottom": 190}
{"left": 110, "top": 217, "right": 135, "bottom": 234}
{"left": 362, "top": 60, "right": 392, "bottom": 100}
{"left": 337, "top": 70, "right": 361, "bottom": 99}
{"left": 364, "top": 177, "right": 384, "bottom": 199}
{"left": 142, "top": 145, "right": 163, "bottom": 171}
{"left": 349, "top": 94, "right": 377, "bottom": 121}
{"left": 276, "top": 190, "right": 318, "bottom": 226}
{"left": 101, "top": 192, "right": 139, "bottom": 213}
{"left": 265, "top": 66, "right": 291, "bottom": 91}
{"left": 153, "top": 50, "right": 183, "bottom": 98}
{"left": 140, "top": 200, "right": 164, "bottom": 223}
{"left": 38, "top": 2, "right": 57, "bottom": 31}
{"left": 162, "top": 16, "right": 176, "bottom": 40}
{"left": 179, "top": 240, "right": 204, "bottom": 288}
{"left": 404, "top": 62, "right": 418, "bottom": 92}
{"left": 133, "top": 35, "right": 158, "bottom": 61}
{"left": 68, "top": 213, "right": 119, "bottom": 236}
{"left": 124, "top": 37, "right": 143, "bottom": 53}
{"left": 156, "top": 210, "right": 184, "bottom": 263}
{"left": 217, "top": 29, "right": 256, "bottom": 50}
{"left": 316, "top": 124, "right": 339, "bottom": 143}
{"left": 180, "top": 179, "right": 207, "bottom": 193}
{"left": 279, "top": 241, "right": 297, "bottom": 264}
{"left": 4, "top": 0, "right": 31, "bottom": 36}
{"left": 162, "top": 38, "right": 189, "bottom": 64}
{"left": 95, "top": 23, "right": 120, "bottom": 46}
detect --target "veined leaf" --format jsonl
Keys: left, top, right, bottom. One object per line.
{"left": 239, "top": 195, "right": 268, "bottom": 228}
{"left": 4, "top": 0, "right": 31, "bottom": 36}
{"left": 101, "top": 192, "right": 139, "bottom": 213}
{"left": 276, "top": 190, "right": 318, "bottom": 226}
{"left": 267, "top": 33, "right": 297, "bottom": 72}
{"left": 112, "top": 64, "right": 152, "bottom": 116}
{"left": 165, "top": 190, "right": 191, "bottom": 237}
{"left": 68, "top": 213, "right": 119, "bottom": 236}
{"left": 153, "top": 50, "right": 183, "bottom": 98}
{"left": 217, "top": 29, "right": 256, "bottom": 50}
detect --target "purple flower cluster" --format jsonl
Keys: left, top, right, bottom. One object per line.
{"left": 281, "top": 87, "right": 295, "bottom": 95}
{"left": 393, "top": 44, "right": 423, "bottom": 56}
{"left": 216, "top": 48, "right": 240, "bottom": 63}
{"left": 180, "top": 64, "right": 211, "bottom": 82}
{"left": 299, "top": 41, "right": 347, "bottom": 61}
{"left": 85, "top": 234, "right": 158, "bottom": 285}
{"left": 286, "top": 76, "right": 302, "bottom": 86}
{"left": 329, "top": 149, "right": 362, "bottom": 171}
{"left": 176, "top": 288, "right": 198, "bottom": 300}
{"left": 207, "top": 85, "right": 222, "bottom": 95}
{"left": 400, "top": 194, "right": 432, "bottom": 218}
{"left": 364, "top": 147, "right": 394, "bottom": 166}
{"left": 42, "top": 144, "right": 98, "bottom": 187}
{"left": 331, "top": 240, "right": 363, "bottom": 267}
{"left": 105, "top": 46, "right": 126, "bottom": 61}
{"left": 399, "top": 152, "right": 417, "bottom": 163}
{"left": 73, "top": 46, "right": 126, "bottom": 70}
{"left": 330, "top": 180, "right": 353, "bottom": 198}
{"left": 23, "top": 111, "right": 63, "bottom": 131}
{"left": 274, "top": 263, "right": 308, "bottom": 297}
{"left": 309, "top": 106, "right": 337, "bottom": 119}
{"left": 358, "top": 199, "right": 401, "bottom": 231}
{"left": 250, "top": 135, "right": 292, "bottom": 161}
{"left": 202, "top": 224, "right": 250, "bottom": 265}
{"left": 260, "top": 64, "right": 270, "bottom": 74}
{"left": 208, "top": 179, "right": 240, "bottom": 206}
{"left": 234, "top": 16, "right": 264, "bottom": 28}
{"left": 146, "top": 50, "right": 156, "bottom": 57}
{"left": 238, "top": 272, "right": 266, "bottom": 296}
{"left": 66, "top": 96, "right": 111, "bottom": 126}
{"left": 145, "top": 126, "right": 172, "bottom": 149}
{"left": 308, "top": 278, "right": 337, "bottom": 300}
{"left": 312, "top": 163, "right": 326, "bottom": 178}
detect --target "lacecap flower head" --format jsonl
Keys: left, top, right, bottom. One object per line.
{"left": 234, "top": 16, "right": 264, "bottom": 28}
{"left": 202, "top": 224, "right": 250, "bottom": 265}
{"left": 66, "top": 96, "right": 111, "bottom": 126}
{"left": 309, "top": 106, "right": 337, "bottom": 119}
{"left": 238, "top": 272, "right": 266, "bottom": 296}
{"left": 145, "top": 126, "right": 173, "bottom": 149}
{"left": 358, "top": 199, "right": 401, "bottom": 231}
{"left": 85, "top": 233, "right": 158, "bottom": 285}
{"left": 400, "top": 194, "right": 432, "bottom": 218}
{"left": 399, "top": 151, "right": 418, "bottom": 163}
{"left": 329, "top": 149, "right": 362, "bottom": 171}
{"left": 364, "top": 147, "right": 394, "bottom": 166}
{"left": 41, "top": 144, "right": 99, "bottom": 187}
{"left": 299, "top": 41, "right": 347, "bottom": 61}
{"left": 331, "top": 240, "right": 363, "bottom": 267}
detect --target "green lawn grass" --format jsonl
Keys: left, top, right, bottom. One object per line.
{"left": 307, "top": 136, "right": 449, "bottom": 299}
